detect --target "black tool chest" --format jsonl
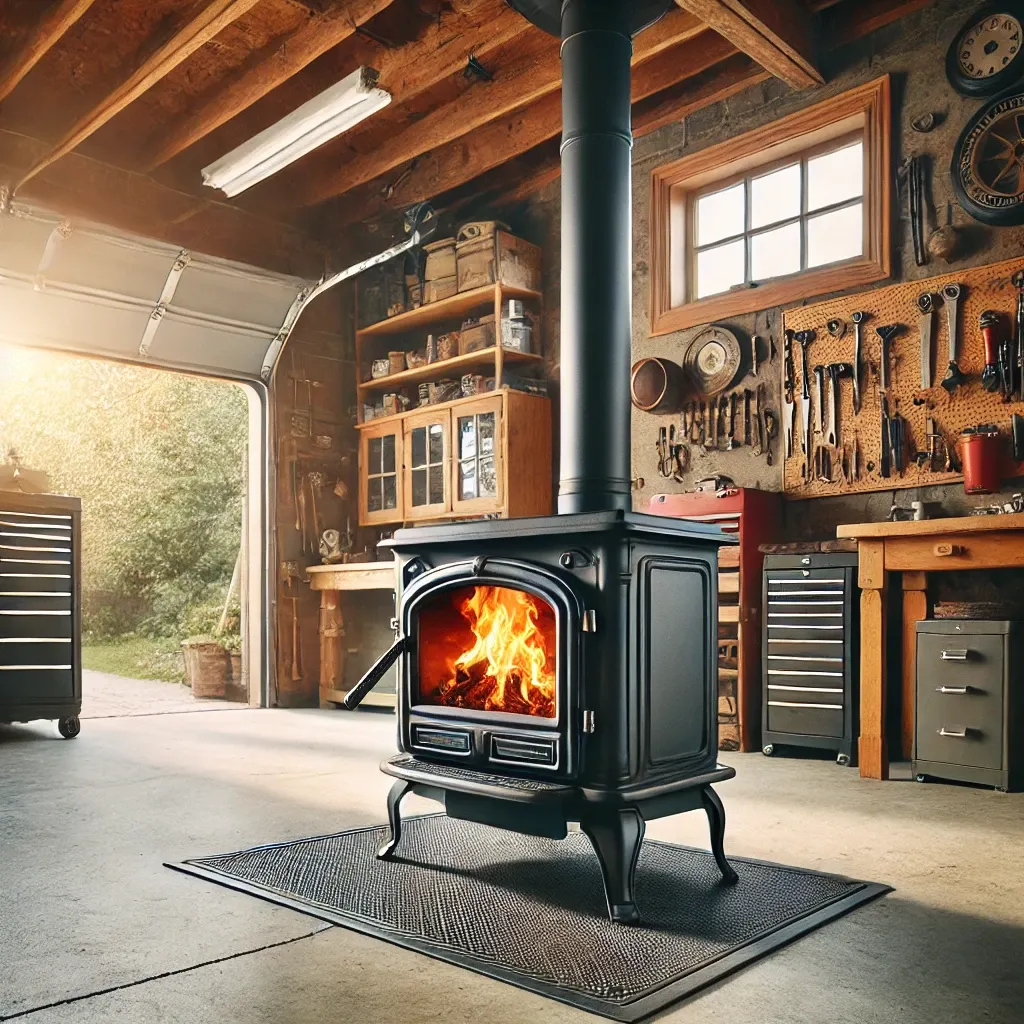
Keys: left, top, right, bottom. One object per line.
{"left": 914, "top": 620, "right": 1023, "bottom": 792}
{"left": 0, "top": 492, "right": 82, "bottom": 737}
{"left": 761, "top": 553, "right": 859, "bottom": 765}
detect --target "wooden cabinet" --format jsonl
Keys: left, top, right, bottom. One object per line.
{"left": 357, "top": 390, "right": 550, "bottom": 526}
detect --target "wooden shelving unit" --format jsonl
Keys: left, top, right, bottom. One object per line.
{"left": 356, "top": 281, "right": 543, "bottom": 425}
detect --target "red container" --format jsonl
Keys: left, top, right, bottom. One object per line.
{"left": 960, "top": 428, "right": 1003, "bottom": 494}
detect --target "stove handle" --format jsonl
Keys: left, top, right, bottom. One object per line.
{"left": 343, "top": 637, "right": 407, "bottom": 710}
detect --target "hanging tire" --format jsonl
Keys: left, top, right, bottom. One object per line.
{"left": 58, "top": 716, "right": 81, "bottom": 739}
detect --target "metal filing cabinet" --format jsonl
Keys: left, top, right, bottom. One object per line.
{"left": 0, "top": 492, "right": 82, "bottom": 737}
{"left": 914, "top": 620, "right": 1023, "bottom": 792}
{"left": 761, "top": 553, "right": 859, "bottom": 765}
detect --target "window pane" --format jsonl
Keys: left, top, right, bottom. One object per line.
{"left": 382, "top": 475, "right": 397, "bottom": 510}
{"left": 807, "top": 141, "right": 863, "bottom": 212}
{"left": 479, "top": 457, "right": 497, "bottom": 498}
{"left": 459, "top": 460, "right": 477, "bottom": 500}
{"left": 695, "top": 182, "right": 744, "bottom": 246}
{"left": 368, "top": 479, "right": 385, "bottom": 512}
{"left": 428, "top": 423, "right": 444, "bottom": 465}
{"left": 411, "top": 468, "right": 427, "bottom": 507}
{"left": 410, "top": 426, "right": 426, "bottom": 468}
{"left": 695, "top": 239, "right": 745, "bottom": 299}
{"left": 382, "top": 434, "right": 396, "bottom": 474}
{"left": 806, "top": 202, "right": 863, "bottom": 268}
{"left": 750, "top": 221, "right": 802, "bottom": 281}
{"left": 459, "top": 417, "right": 476, "bottom": 460}
{"left": 428, "top": 467, "right": 444, "bottom": 505}
{"left": 479, "top": 413, "right": 495, "bottom": 455}
{"left": 750, "top": 163, "right": 800, "bottom": 229}
{"left": 368, "top": 437, "right": 382, "bottom": 473}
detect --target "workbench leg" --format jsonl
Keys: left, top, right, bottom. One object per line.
{"left": 318, "top": 590, "right": 345, "bottom": 708}
{"left": 901, "top": 572, "right": 928, "bottom": 761}
{"left": 858, "top": 541, "right": 888, "bottom": 780}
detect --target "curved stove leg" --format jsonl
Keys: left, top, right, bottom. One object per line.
{"left": 581, "top": 807, "right": 646, "bottom": 924}
{"left": 378, "top": 780, "right": 413, "bottom": 860}
{"left": 701, "top": 785, "right": 739, "bottom": 885}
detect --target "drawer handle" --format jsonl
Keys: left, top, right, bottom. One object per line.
{"left": 933, "top": 543, "right": 965, "bottom": 557}
{"left": 935, "top": 685, "right": 975, "bottom": 695}
{"left": 938, "top": 727, "right": 971, "bottom": 739}
{"left": 940, "top": 649, "right": 970, "bottom": 662}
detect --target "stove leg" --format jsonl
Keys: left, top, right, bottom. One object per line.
{"left": 378, "top": 780, "right": 413, "bottom": 860}
{"left": 581, "top": 807, "right": 645, "bottom": 925}
{"left": 701, "top": 785, "right": 739, "bottom": 885}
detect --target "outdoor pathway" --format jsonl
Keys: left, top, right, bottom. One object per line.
{"left": 80, "top": 669, "right": 248, "bottom": 719}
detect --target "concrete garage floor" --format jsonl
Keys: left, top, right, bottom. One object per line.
{"left": 1, "top": 709, "right": 1022, "bottom": 1023}
{"left": 80, "top": 669, "right": 248, "bottom": 720}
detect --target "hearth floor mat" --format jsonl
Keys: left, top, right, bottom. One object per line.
{"left": 168, "top": 814, "right": 889, "bottom": 1022}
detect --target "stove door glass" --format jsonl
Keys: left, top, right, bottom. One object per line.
{"left": 416, "top": 584, "right": 556, "bottom": 718}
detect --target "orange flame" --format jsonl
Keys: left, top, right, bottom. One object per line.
{"left": 433, "top": 586, "right": 556, "bottom": 717}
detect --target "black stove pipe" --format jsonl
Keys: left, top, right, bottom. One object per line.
{"left": 557, "top": 0, "right": 633, "bottom": 514}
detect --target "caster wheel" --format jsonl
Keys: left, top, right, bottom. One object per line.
{"left": 837, "top": 753, "right": 850, "bottom": 767}
{"left": 915, "top": 774, "right": 927, "bottom": 784}
{"left": 762, "top": 744, "right": 774, "bottom": 757}
{"left": 57, "top": 716, "right": 81, "bottom": 739}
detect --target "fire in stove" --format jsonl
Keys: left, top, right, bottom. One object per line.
{"left": 417, "top": 585, "right": 557, "bottom": 718}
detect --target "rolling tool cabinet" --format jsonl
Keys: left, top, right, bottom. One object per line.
{"left": 0, "top": 492, "right": 82, "bottom": 737}
{"left": 914, "top": 620, "right": 1023, "bottom": 792}
{"left": 761, "top": 553, "right": 859, "bottom": 765}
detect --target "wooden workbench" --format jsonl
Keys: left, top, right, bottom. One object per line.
{"left": 307, "top": 562, "right": 397, "bottom": 708}
{"left": 837, "top": 514, "right": 1024, "bottom": 780}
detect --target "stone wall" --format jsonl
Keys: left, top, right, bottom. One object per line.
{"left": 523, "top": 0, "right": 1024, "bottom": 540}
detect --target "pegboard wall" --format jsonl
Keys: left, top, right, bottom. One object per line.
{"left": 782, "top": 255, "right": 1024, "bottom": 497}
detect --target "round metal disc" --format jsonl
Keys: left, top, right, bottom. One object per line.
{"left": 683, "top": 325, "right": 743, "bottom": 396}
{"left": 504, "top": 0, "right": 673, "bottom": 37}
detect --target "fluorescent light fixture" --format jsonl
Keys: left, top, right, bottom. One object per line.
{"left": 202, "top": 66, "right": 391, "bottom": 197}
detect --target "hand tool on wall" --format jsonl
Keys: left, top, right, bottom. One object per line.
{"left": 784, "top": 395, "right": 795, "bottom": 459}
{"left": 851, "top": 311, "right": 867, "bottom": 413}
{"left": 998, "top": 313, "right": 1014, "bottom": 400}
{"left": 308, "top": 471, "right": 325, "bottom": 556}
{"left": 813, "top": 365, "right": 826, "bottom": 435}
{"left": 794, "top": 330, "right": 814, "bottom": 457}
{"left": 699, "top": 401, "right": 707, "bottom": 450}
{"left": 1013, "top": 271, "right": 1024, "bottom": 400}
{"left": 752, "top": 385, "right": 764, "bottom": 457}
{"left": 979, "top": 310, "right": 1003, "bottom": 393}
{"left": 880, "top": 396, "right": 892, "bottom": 478}
{"left": 751, "top": 335, "right": 761, "bottom": 377}
{"left": 657, "top": 427, "right": 672, "bottom": 477}
{"left": 876, "top": 324, "right": 902, "bottom": 395}
{"left": 710, "top": 396, "right": 719, "bottom": 451}
{"left": 280, "top": 561, "right": 301, "bottom": 684}
{"left": 824, "top": 363, "right": 853, "bottom": 448}
{"left": 889, "top": 407, "right": 907, "bottom": 476}
{"left": 917, "top": 292, "right": 936, "bottom": 389}
{"left": 726, "top": 393, "right": 738, "bottom": 450}
{"left": 298, "top": 476, "right": 308, "bottom": 552}
{"left": 783, "top": 329, "right": 795, "bottom": 402}
{"left": 940, "top": 283, "right": 967, "bottom": 393}
{"left": 744, "top": 389, "right": 752, "bottom": 446}
{"left": 718, "top": 397, "right": 728, "bottom": 449}
{"left": 899, "top": 155, "right": 928, "bottom": 267}
{"left": 1013, "top": 413, "right": 1024, "bottom": 462}
{"left": 763, "top": 407, "right": 777, "bottom": 466}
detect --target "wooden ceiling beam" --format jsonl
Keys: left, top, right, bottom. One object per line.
{"left": 288, "top": 5, "right": 706, "bottom": 209}
{"left": 12, "top": 0, "right": 265, "bottom": 192}
{"left": 0, "top": 0, "right": 99, "bottom": 104}
{"left": 344, "top": 30, "right": 735, "bottom": 222}
{"left": 826, "top": 0, "right": 934, "bottom": 43}
{"left": 143, "top": 0, "right": 400, "bottom": 170}
{"left": 674, "top": 0, "right": 822, "bottom": 88}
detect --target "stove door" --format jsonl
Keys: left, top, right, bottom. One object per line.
{"left": 399, "top": 559, "right": 582, "bottom": 776}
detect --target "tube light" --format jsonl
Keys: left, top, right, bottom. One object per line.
{"left": 201, "top": 67, "right": 391, "bottom": 197}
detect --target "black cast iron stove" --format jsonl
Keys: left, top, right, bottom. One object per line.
{"left": 345, "top": 0, "right": 739, "bottom": 924}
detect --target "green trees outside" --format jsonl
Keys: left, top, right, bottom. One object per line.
{"left": 0, "top": 344, "right": 247, "bottom": 677}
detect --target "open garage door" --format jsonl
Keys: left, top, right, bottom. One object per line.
{"left": 0, "top": 201, "right": 311, "bottom": 380}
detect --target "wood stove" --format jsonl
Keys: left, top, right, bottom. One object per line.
{"left": 345, "top": 0, "right": 738, "bottom": 924}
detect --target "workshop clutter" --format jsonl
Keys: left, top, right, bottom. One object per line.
{"left": 783, "top": 255, "right": 1024, "bottom": 497}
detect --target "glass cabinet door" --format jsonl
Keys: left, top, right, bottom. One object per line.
{"left": 403, "top": 410, "right": 450, "bottom": 520}
{"left": 452, "top": 396, "right": 504, "bottom": 515}
{"left": 359, "top": 423, "right": 403, "bottom": 525}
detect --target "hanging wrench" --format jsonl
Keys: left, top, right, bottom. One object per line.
{"left": 784, "top": 395, "right": 795, "bottom": 458}
{"left": 813, "top": 365, "right": 826, "bottom": 435}
{"left": 851, "top": 311, "right": 867, "bottom": 414}
{"left": 940, "top": 283, "right": 967, "bottom": 394}
{"left": 917, "top": 292, "right": 936, "bottom": 389}
{"left": 794, "top": 330, "right": 814, "bottom": 457}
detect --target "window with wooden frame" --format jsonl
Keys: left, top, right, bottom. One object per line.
{"left": 649, "top": 76, "right": 891, "bottom": 336}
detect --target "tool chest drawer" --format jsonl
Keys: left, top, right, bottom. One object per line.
{"left": 762, "top": 553, "right": 859, "bottom": 764}
{"left": 914, "top": 621, "right": 1023, "bottom": 791}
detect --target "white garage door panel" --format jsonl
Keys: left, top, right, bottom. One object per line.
{"left": 0, "top": 202, "right": 311, "bottom": 380}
